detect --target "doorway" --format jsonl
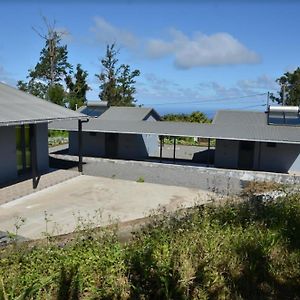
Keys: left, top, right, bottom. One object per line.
{"left": 238, "top": 141, "right": 255, "bottom": 170}
{"left": 16, "top": 125, "right": 31, "bottom": 174}
{"left": 105, "top": 133, "right": 118, "bottom": 158}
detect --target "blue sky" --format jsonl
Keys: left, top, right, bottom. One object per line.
{"left": 1, "top": 1, "right": 299, "bottom": 116}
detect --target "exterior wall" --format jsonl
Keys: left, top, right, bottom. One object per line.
{"left": 214, "top": 139, "right": 239, "bottom": 169}
{"left": 215, "top": 139, "right": 300, "bottom": 173}
{"left": 118, "top": 134, "right": 149, "bottom": 159}
{"left": 0, "top": 126, "right": 17, "bottom": 184}
{"left": 36, "top": 123, "right": 49, "bottom": 171}
{"left": 69, "top": 131, "right": 105, "bottom": 157}
{"left": 142, "top": 134, "right": 159, "bottom": 157}
{"left": 256, "top": 142, "right": 300, "bottom": 173}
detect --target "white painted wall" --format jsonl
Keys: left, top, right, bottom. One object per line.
{"left": 69, "top": 131, "right": 105, "bottom": 157}
{"left": 257, "top": 142, "right": 300, "bottom": 173}
{"left": 0, "top": 126, "right": 17, "bottom": 184}
{"left": 214, "top": 139, "right": 239, "bottom": 169}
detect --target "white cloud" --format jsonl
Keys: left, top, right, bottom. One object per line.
{"left": 145, "top": 28, "right": 260, "bottom": 69}
{"left": 237, "top": 75, "right": 277, "bottom": 91}
{"left": 91, "top": 17, "right": 138, "bottom": 49}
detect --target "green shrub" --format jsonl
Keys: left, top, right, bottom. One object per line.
{"left": 1, "top": 193, "right": 300, "bottom": 299}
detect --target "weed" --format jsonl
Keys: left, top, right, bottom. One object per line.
{"left": 136, "top": 176, "right": 145, "bottom": 183}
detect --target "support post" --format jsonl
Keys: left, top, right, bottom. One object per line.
{"left": 78, "top": 119, "right": 83, "bottom": 173}
{"left": 159, "top": 135, "right": 163, "bottom": 162}
{"left": 173, "top": 136, "right": 176, "bottom": 162}
{"left": 30, "top": 124, "right": 38, "bottom": 189}
{"left": 207, "top": 138, "right": 211, "bottom": 167}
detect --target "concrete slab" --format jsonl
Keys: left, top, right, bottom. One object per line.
{"left": 0, "top": 175, "right": 214, "bottom": 240}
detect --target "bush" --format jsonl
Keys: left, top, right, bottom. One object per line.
{"left": 1, "top": 193, "right": 300, "bottom": 299}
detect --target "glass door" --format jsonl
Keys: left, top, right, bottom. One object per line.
{"left": 16, "top": 125, "right": 31, "bottom": 174}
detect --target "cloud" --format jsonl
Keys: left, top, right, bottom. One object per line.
{"left": 237, "top": 75, "right": 277, "bottom": 91}
{"left": 90, "top": 18, "right": 260, "bottom": 69}
{"left": 91, "top": 17, "right": 138, "bottom": 48}
{"left": 146, "top": 28, "right": 260, "bottom": 69}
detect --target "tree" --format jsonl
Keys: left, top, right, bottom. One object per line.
{"left": 95, "top": 43, "right": 140, "bottom": 106}
{"left": 163, "top": 111, "right": 211, "bottom": 123}
{"left": 18, "top": 17, "right": 72, "bottom": 104}
{"left": 65, "top": 64, "right": 90, "bottom": 110}
{"left": 270, "top": 67, "right": 300, "bottom": 106}
{"left": 117, "top": 64, "right": 140, "bottom": 106}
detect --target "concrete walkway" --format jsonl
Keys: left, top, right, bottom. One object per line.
{"left": 0, "top": 169, "right": 79, "bottom": 205}
{"left": 0, "top": 175, "right": 215, "bottom": 240}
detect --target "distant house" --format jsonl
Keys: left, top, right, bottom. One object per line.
{"left": 68, "top": 106, "right": 161, "bottom": 159}
{"left": 50, "top": 105, "right": 300, "bottom": 174}
{"left": 0, "top": 83, "right": 84, "bottom": 186}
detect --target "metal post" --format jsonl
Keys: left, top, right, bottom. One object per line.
{"left": 30, "top": 124, "right": 38, "bottom": 189}
{"left": 207, "top": 138, "right": 211, "bottom": 166}
{"left": 173, "top": 137, "right": 176, "bottom": 162}
{"left": 78, "top": 119, "right": 83, "bottom": 173}
{"left": 159, "top": 135, "right": 163, "bottom": 162}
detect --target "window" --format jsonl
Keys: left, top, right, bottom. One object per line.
{"left": 89, "top": 132, "right": 96, "bottom": 136}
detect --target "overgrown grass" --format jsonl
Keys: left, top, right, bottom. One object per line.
{"left": 1, "top": 192, "right": 300, "bottom": 299}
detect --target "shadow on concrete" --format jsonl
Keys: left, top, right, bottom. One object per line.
{"left": 49, "top": 156, "right": 82, "bottom": 170}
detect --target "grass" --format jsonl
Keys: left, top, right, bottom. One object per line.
{"left": 1, "top": 190, "right": 300, "bottom": 299}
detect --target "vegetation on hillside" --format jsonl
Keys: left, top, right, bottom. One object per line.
{"left": 1, "top": 189, "right": 300, "bottom": 299}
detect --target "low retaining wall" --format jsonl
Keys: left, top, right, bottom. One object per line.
{"left": 82, "top": 157, "right": 300, "bottom": 195}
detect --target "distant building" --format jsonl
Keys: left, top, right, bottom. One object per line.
{"left": 51, "top": 106, "right": 300, "bottom": 174}
{"left": 68, "top": 106, "right": 161, "bottom": 159}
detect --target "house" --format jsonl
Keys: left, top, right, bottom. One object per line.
{"left": 50, "top": 105, "right": 300, "bottom": 174}
{"left": 0, "top": 83, "right": 85, "bottom": 186}
{"left": 67, "top": 106, "right": 161, "bottom": 159}
{"left": 213, "top": 109, "right": 300, "bottom": 173}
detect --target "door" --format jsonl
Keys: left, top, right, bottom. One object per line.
{"left": 238, "top": 141, "right": 255, "bottom": 170}
{"left": 105, "top": 133, "right": 118, "bottom": 158}
{"left": 16, "top": 125, "right": 31, "bottom": 174}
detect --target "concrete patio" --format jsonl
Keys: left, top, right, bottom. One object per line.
{"left": 0, "top": 175, "right": 215, "bottom": 240}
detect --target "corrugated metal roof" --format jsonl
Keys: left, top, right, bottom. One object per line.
{"left": 0, "top": 83, "right": 86, "bottom": 126}
{"left": 213, "top": 110, "right": 267, "bottom": 125}
{"left": 49, "top": 117, "right": 300, "bottom": 144}
{"left": 99, "top": 107, "right": 161, "bottom": 121}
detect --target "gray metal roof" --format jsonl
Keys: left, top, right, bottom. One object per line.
{"left": 213, "top": 110, "right": 267, "bottom": 125}
{"left": 99, "top": 107, "right": 161, "bottom": 121}
{"left": 0, "top": 83, "right": 86, "bottom": 126}
{"left": 49, "top": 115, "right": 300, "bottom": 144}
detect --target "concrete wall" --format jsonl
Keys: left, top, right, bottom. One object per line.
{"left": 215, "top": 139, "right": 239, "bottom": 169}
{"left": 256, "top": 142, "right": 300, "bottom": 173}
{"left": 0, "top": 126, "right": 17, "bottom": 184}
{"left": 69, "top": 131, "right": 105, "bottom": 157}
{"left": 36, "top": 123, "right": 49, "bottom": 171}
{"left": 118, "top": 134, "right": 148, "bottom": 159}
{"left": 81, "top": 156, "right": 300, "bottom": 195}
{"left": 215, "top": 139, "right": 300, "bottom": 173}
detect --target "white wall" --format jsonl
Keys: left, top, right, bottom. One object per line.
{"left": 214, "top": 139, "right": 239, "bottom": 169}
{"left": 69, "top": 131, "right": 105, "bottom": 157}
{"left": 257, "top": 142, "right": 300, "bottom": 173}
{"left": 118, "top": 134, "right": 149, "bottom": 159}
{"left": 0, "top": 126, "right": 17, "bottom": 184}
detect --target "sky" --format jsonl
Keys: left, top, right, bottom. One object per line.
{"left": 1, "top": 0, "right": 300, "bottom": 116}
